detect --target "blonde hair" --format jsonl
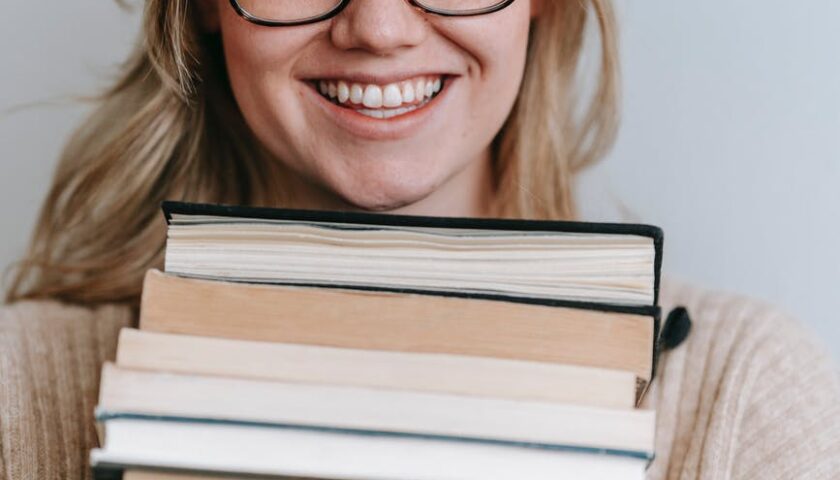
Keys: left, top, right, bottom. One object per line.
{"left": 6, "top": 0, "right": 619, "bottom": 306}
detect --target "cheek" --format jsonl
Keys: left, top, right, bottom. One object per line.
{"left": 440, "top": 14, "right": 532, "bottom": 144}
{"left": 220, "top": 19, "right": 297, "bottom": 94}
{"left": 218, "top": 12, "right": 318, "bottom": 153}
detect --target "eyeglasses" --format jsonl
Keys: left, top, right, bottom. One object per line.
{"left": 229, "top": 0, "right": 517, "bottom": 27}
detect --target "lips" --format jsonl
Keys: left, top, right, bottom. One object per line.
{"left": 301, "top": 73, "right": 456, "bottom": 140}
{"left": 311, "top": 74, "right": 447, "bottom": 120}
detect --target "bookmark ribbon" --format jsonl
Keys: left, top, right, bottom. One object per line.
{"left": 660, "top": 307, "right": 692, "bottom": 351}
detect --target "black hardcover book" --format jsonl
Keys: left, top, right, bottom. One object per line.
{"left": 92, "top": 464, "right": 309, "bottom": 480}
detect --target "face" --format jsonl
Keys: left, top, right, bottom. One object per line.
{"left": 201, "top": 0, "right": 539, "bottom": 212}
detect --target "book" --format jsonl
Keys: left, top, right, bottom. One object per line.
{"left": 123, "top": 473, "right": 234, "bottom": 480}
{"left": 119, "top": 471, "right": 314, "bottom": 480}
{"left": 92, "top": 417, "right": 649, "bottom": 480}
{"left": 118, "top": 472, "right": 323, "bottom": 480}
{"left": 110, "top": 468, "right": 312, "bottom": 480}
{"left": 116, "top": 328, "right": 638, "bottom": 409}
{"left": 91, "top": 203, "right": 664, "bottom": 479}
{"left": 140, "top": 270, "right": 656, "bottom": 385}
{"left": 97, "top": 365, "right": 655, "bottom": 455}
{"left": 162, "top": 202, "right": 663, "bottom": 308}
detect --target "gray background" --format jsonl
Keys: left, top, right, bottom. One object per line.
{"left": 1, "top": 1, "right": 838, "bottom": 358}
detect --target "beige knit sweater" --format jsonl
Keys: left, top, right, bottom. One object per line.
{"left": 1, "top": 280, "right": 838, "bottom": 479}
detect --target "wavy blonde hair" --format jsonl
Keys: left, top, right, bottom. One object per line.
{"left": 6, "top": 0, "right": 619, "bottom": 306}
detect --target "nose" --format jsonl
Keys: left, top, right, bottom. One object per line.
{"left": 330, "top": 0, "right": 429, "bottom": 55}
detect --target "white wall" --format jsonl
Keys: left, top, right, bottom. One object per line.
{"left": 578, "top": 0, "right": 840, "bottom": 358}
{"left": 0, "top": 0, "right": 141, "bottom": 281}
{"left": 1, "top": 2, "right": 837, "bottom": 357}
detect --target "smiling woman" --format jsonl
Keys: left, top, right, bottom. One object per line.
{"left": 7, "top": 0, "right": 617, "bottom": 305}
{"left": 2, "top": 1, "right": 839, "bottom": 479}
{"left": 212, "top": 0, "right": 539, "bottom": 213}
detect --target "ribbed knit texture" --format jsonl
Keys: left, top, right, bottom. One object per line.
{"left": 1, "top": 280, "right": 838, "bottom": 479}
{"left": 645, "top": 280, "right": 840, "bottom": 479}
{"left": 0, "top": 302, "right": 132, "bottom": 480}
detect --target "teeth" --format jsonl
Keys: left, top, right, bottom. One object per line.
{"left": 362, "top": 85, "right": 383, "bottom": 108}
{"left": 359, "top": 109, "right": 385, "bottom": 119}
{"left": 318, "top": 75, "right": 444, "bottom": 109}
{"left": 402, "top": 82, "right": 416, "bottom": 103}
{"left": 350, "top": 84, "right": 364, "bottom": 104}
{"left": 358, "top": 104, "right": 420, "bottom": 119}
{"left": 416, "top": 79, "right": 426, "bottom": 102}
{"left": 383, "top": 84, "right": 403, "bottom": 108}
{"left": 382, "top": 106, "right": 409, "bottom": 119}
{"left": 337, "top": 81, "right": 350, "bottom": 103}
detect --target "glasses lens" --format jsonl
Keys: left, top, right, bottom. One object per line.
{"left": 415, "top": 0, "right": 511, "bottom": 15}
{"left": 235, "top": 0, "right": 343, "bottom": 23}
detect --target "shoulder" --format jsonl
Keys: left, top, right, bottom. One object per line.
{"left": 645, "top": 279, "right": 840, "bottom": 480}
{"left": 0, "top": 300, "right": 132, "bottom": 382}
{"left": 0, "top": 299, "right": 133, "bottom": 350}
{"left": 0, "top": 300, "right": 134, "bottom": 480}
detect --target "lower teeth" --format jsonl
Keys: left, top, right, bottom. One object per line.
{"left": 356, "top": 103, "right": 423, "bottom": 119}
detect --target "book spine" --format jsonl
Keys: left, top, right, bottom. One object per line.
{"left": 95, "top": 411, "right": 654, "bottom": 461}
{"left": 92, "top": 465, "right": 124, "bottom": 480}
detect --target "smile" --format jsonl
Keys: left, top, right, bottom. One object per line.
{"left": 311, "top": 75, "right": 447, "bottom": 120}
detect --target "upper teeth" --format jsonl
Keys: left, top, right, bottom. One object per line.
{"left": 318, "top": 76, "right": 444, "bottom": 109}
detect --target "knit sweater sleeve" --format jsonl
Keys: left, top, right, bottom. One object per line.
{"left": 0, "top": 301, "right": 131, "bottom": 480}
{"left": 648, "top": 281, "right": 840, "bottom": 480}
{"left": 724, "top": 311, "right": 840, "bottom": 479}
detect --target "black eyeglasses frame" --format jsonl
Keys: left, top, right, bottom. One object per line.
{"left": 228, "top": 0, "right": 518, "bottom": 27}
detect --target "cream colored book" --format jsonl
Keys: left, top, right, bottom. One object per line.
{"left": 116, "top": 328, "right": 637, "bottom": 409}
{"left": 139, "top": 270, "right": 655, "bottom": 384}
{"left": 97, "top": 364, "right": 656, "bottom": 455}
{"left": 124, "top": 473, "right": 237, "bottom": 480}
{"left": 122, "top": 472, "right": 309, "bottom": 480}
{"left": 94, "top": 418, "right": 649, "bottom": 480}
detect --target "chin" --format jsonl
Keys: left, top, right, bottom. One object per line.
{"left": 329, "top": 172, "right": 443, "bottom": 213}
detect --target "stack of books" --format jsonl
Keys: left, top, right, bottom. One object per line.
{"left": 90, "top": 202, "right": 664, "bottom": 480}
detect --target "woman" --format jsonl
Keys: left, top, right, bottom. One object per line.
{"left": 1, "top": 0, "right": 838, "bottom": 478}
